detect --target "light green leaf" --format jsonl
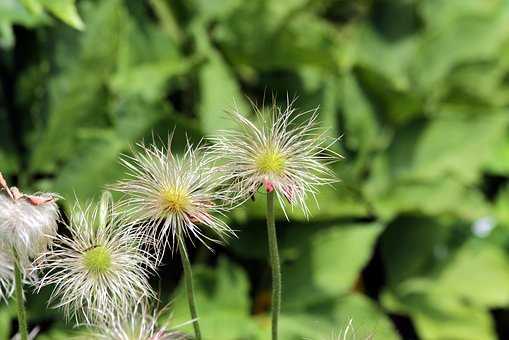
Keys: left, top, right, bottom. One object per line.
{"left": 110, "top": 59, "right": 194, "bottom": 102}
{"left": 412, "top": 2, "right": 509, "bottom": 91}
{"left": 365, "top": 157, "right": 489, "bottom": 221}
{"left": 280, "top": 294, "right": 400, "bottom": 340}
{"left": 0, "top": 21, "right": 14, "bottom": 48}
{"left": 383, "top": 290, "right": 496, "bottom": 340}
{"left": 438, "top": 240, "right": 509, "bottom": 307}
{"left": 412, "top": 111, "right": 509, "bottom": 183}
{"left": 39, "top": 0, "right": 84, "bottom": 30}
{"left": 0, "top": 110, "right": 19, "bottom": 175}
{"left": 486, "top": 134, "right": 509, "bottom": 175}
{"left": 495, "top": 184, "right": 509, "bottom": 226}
{"left": 282, "top": 222, "right": 384, "bottom": 310}
{"left": 29, "top": 0, "right": 131, "bottom": 173}
{"left": 189, "top": 22, "right": 248, "bottom": 136}
{"left": 170, "top": 257, "right": 264, "bottom": 340}
{"left": 332, "top": 294, "right": 400, "bottom": 340}
{"left": 214, "top": 2, "right": 340, "bottom": 71}
{"left": 351, "top": 23, "right": 416, "bottom": 91}
{"left": 339, "top": 72, "right": 379, "bottom": 152}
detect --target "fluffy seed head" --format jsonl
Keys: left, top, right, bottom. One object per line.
{"left": 0, "top": 191, "right": 58, "bottom": 258}
{"left": 34, "top": 201, "right": 156, "bottom": 324}
{"left": 112, "top": 139, "right": 235, "bottom": 255}
{"left": 82, "top": 303, "right": 191, "bottom": 340}
{"left": 210, "top": 100, "right": 342, "bottom": 217}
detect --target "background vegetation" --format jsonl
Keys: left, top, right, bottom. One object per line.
{"left": 2, "top": 0, "right": 509, "bottom": 339}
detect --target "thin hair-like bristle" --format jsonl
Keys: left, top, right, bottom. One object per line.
{"left": 209, "top": 99, "right": 342, "bottom": 218}
{"left": 81, "top": 301, "right": 192, "bottom": 340}
{"left": 34, "top": 201, "right": 156, "bottom": 324}
{"left": 111, "top": 138, "right": 236, "bottom": 261}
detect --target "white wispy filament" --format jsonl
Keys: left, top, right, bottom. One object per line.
{"left": 34, "top": 202, "right": 156, "bottom": 324}
{"left": 83, "top": 303, "right": 190, "bottom": 340}
{"left": 0, "top": 191, "right": 58, "bottom": 259}
{"left": 112, "top": 140, "right": 234, "bottom": 255}
{"left": 0, "top": 249, "right": 14, "bottom": 301}
{"left": 210, "top": 101, "right": 342, "bottom": 217}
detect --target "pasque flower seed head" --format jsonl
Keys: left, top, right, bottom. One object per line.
{"left": 83, "top": 302, "right": 190, "bottom": 340}
{"left": 34, "top": 200, "right": 156, "bottom": 324}
{"left": 0, "top": 172, "right": 59, "bottom": 259}
{"left": 210, "top": 100, "right": 342, "bottom": 217}
{"left": 112, "top": 139, "right": 235, "bottom": 256}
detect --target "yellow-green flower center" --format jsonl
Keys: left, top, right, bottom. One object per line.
{"left": 256, "top": 149, "right": 286, "bottom": 175}
{"left": 162, "top": 188, "right": 190, "bottom": 213}
{"left": 83, "top": 246, "right": 111, "bottom": 275}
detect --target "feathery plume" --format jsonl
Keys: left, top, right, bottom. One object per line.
{"left": 81, "top": 302, "right": 191, "bottom": 340}
{"left": 0, "top": 172, "right": 59, "bottom": 259}
{"left": 34, "top": 200, "right": 156, "bottom": 324}
{"left": 112, "top": 139, "right": 235, "bottom": 254}
{"left": 0, "top": 248, "right": 14, "bottom": 301}
{"left": 209, "top": 99, "right": 342, "bottom": 217}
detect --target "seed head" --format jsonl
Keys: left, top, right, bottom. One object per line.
{"left": 82, "top": 302, "right": 191, "bottom": 340}
{"left": 0, "top": 174, "right": 59, "bottom": 259}
{"left": 112, "top": 139, "right": 235, "bottom": 256}
{"left": 210, "top": 100, "right": 342, "bottom": 217}
{"left": 34, "top": 200, "right": 156, "bottom": 324}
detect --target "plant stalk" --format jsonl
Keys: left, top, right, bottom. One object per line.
{"left": 266, "top": 191, "right": 281, "bottom": 340}
{"left": 13, "top": 247, "right": 28, "bottom": 340}
{"left": 179, "top": 241, "right": 202, "bottom": 340}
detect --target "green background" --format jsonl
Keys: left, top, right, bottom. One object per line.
{"left": 1, "top": 0, "right": 509, "bottom": 339}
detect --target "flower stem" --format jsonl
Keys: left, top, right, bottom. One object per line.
{"left": 179, "top": 241, "right": 202, "bottom": 340}
{"left": 266, "top": 191, "right": 281, "bottom": 340}
{"left": 12, "top": 247, "right": 28, "bottom": 340}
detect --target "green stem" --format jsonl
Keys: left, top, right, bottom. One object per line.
{"left": 179, "top": 241, "right": 202, "bottom": 340}
{"left": 12, "top": 247, "right": 28, "bottom": 340}
{"left": 266, "top": 191, "right": 281, "bottom": 340}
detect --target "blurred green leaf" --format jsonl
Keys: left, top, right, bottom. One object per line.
{"left": 486, "top": 134, "right": 509, "bottom": 175}
{"left": 191, "top": 22, "right": 249, "bottom": 136}
{"left": 413, "top": 0, "right": 509, "bottom": 92}
{"left": 383, "top": 290, "right": 496, "bottom": 340}
{"left": 0, "top": 0, "right": 47, "bottom": 27}
{"left": 0, "top": 111, "right": 18, "bottom": 175}
{"left": 412, "top": 111, "right": 509, "bottom": 183}
{"left": 280, "top": 294, "right": 400, "bottom": 340}
{"left": 282, "top": 222, "right": 384, "bottom": 310}
{"left": 214, "top": 1, "right": 340, "bottom": 71}
{"left": 339, "top": 72, "right": 379, "bottom": 153}
{"left": 365, "top": 163, "right": 489, "bottom": 221}
{"left": 496, "top": 184, "right": 509, "bottom": 226}
{"left": 39, "top": 0, "right": 84, "bottom": 30}
{"left": 381, "top": 217, "right": 451, "bottom": 285}
{"left": 171, "top": 257, "right": 264, "bottom": 340}
{"left": 29, "top": 0, "right": 130, "bottom": 173}
{"left": 351, "top": 23, "right": 416, "bottom": 90}
{"left": 438, "top": 240, "right": 509, "bottom": 307}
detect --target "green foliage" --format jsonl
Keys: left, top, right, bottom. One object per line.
{"left": 2, "top": 0, "right": 509, "bottom": 338}
{"left": 0, "top": 0, "right": 83, "bottom": 48}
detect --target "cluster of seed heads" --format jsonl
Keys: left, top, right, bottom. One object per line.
{"left": 0, "top": 101, "right": 341, "bottom": 338}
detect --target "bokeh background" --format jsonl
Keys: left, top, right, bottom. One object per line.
{"left": 2, "top": 0, "right": 509, "bottom": 339}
